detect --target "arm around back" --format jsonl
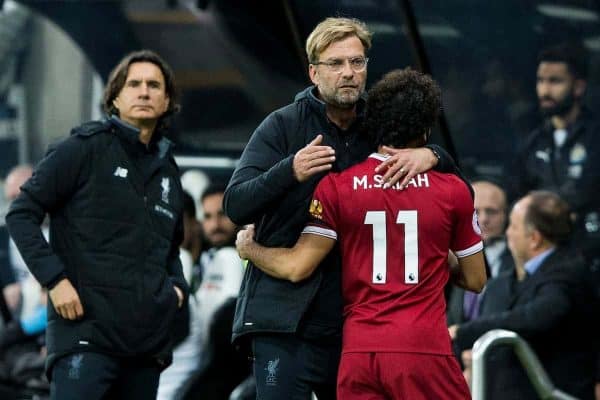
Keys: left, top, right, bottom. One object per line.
{"left": 236, "top": 227, "right": 335, "bottom": 283}
{"left": 451, "top": 251, "right": 487, "bottom": 293}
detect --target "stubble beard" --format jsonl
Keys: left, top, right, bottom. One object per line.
{"left": 539, "top": 91, "right": 576, "bottom": 118}
{"left": 322, "top": 85, "right": 364, "bottom": 109}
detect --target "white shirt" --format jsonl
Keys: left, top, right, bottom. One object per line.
{"left": 157, "top": 246, "right": 244, "bottom": 400}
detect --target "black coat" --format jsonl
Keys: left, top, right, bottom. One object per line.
{"left": 455, "top": 248, "right": 597, "bottom": 399}
{"left": 447, "top": 245, "right": 514, "bottom": 325}
{"left": 6, "top": 117, "right": 188, "bottom": 371}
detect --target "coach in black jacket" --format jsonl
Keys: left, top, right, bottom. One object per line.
{"left": 224, "top": 17, "right": 461, "bottom": 400}
{"left": 451, "top": 191, "right": 598, "bottom": 399}
{"left": 6, "top": 51, "right": 188, "bottom": 400}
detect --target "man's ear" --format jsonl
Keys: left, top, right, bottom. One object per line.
{"left": 530, "top": 229, "right": 545, "bottom": 250}
{"left": 309, "top": 64, "right": 319, "bottom": 86}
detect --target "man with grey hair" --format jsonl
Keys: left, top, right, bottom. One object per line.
{"left": 224, "top": 16, "right": 463, "bottom": 399}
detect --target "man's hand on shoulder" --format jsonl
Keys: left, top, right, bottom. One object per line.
{"left": 293, "top": 135, "right": 336, "bottom": 182}
{"left": 49, "top": 278, "right": 84, "bottom": 320}
{"left": 375, "top": 147, "right": 437, "bottom": 189}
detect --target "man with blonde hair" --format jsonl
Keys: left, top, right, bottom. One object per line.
{"left": 224, "top": 17, "right": 463, "bottom": 399}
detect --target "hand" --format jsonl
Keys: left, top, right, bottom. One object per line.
{"left": 595, "top": 382, "right": 600, "bottom": 400}
{"left": 2, "top": 282, "right": 21, "bottom": 311}
{"left": 447, "top": 251, "right": 459, "bottom": 269}
{"left": 375, "top": 147, "right": 437, "bottom": 189}
{"left": 293, "top": 135, "right": 335, "bottom": 182}
{"left": 463, "top": 366, "right": 472, "bottom": 389}
{"left": 448, "top": 324, "right": 458, "bottom": 340}
{"left": 49, "top": 278, "right": 84, "bottom": 320}
{"left": 173, "top": 286, "right": 184, "bottom": 308}
{"left": 461, "top": 349, "right": 473, "bottom": 369}
{"left": 236, "top": 225, "right": 256, "bottom": 260}
{"left": 461, "top": 349, "right": 473, "bottom": 388}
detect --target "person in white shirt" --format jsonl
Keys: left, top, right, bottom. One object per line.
{"left": 158, "top": 184, "right": 244, "bottom": 399}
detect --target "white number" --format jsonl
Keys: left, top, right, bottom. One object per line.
{"left": 364, "top": 210, "right": 419, "bottom": 284}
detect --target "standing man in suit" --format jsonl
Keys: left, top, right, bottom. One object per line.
{"left": 450, "top": 190, "right": 598, "bottom": 399}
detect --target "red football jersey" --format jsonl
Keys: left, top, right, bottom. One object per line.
{"left": 304, "top": 153, "right": 483, "bottom": 355}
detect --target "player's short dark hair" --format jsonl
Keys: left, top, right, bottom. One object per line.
{"left": 201, "top": 183, "right": 227, "bottom": 203}
{"left": 537, "top": 43, "right": 589, "bottom": 79}
{"left": 365, "top": 68, "right": 441, "bottom": 149}
{"left": 524, "top": 190, "right": 572, "bottom": 245}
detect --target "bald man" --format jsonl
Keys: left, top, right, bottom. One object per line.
{"left": 447, "top": 179, "right": 514, "bottom": 325}
{"left": 472, "top": 180, "right": 513, "bottom": 278}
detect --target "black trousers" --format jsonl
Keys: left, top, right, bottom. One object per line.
{"left": 50, "top": 351, "right": 161, "bottom": 400}
{"left": 252, "top": 334, "right": 341, "bottom": 400}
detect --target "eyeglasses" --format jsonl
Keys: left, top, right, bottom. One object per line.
{"left": 311, "top": 57, "right": 369, "bottom": 73}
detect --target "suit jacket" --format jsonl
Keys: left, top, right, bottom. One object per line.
{"left": 446, "top": 245, "right": 514, "bottom": 325}
{"left": 455, "top": 247, "right": 598, "bottom": 399}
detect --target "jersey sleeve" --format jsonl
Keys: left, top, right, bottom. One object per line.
{"left": 450, "top": 178, "right": 484, "bottom": 258}
{"left": 301, "top": 173, "right": 339, "bottom": 241}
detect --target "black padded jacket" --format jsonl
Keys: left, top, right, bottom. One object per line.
{"left": 6, "top": 116, "right": 188, "bottom": 372}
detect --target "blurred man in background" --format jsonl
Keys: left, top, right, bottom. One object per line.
{"left": 158, "top": 184, "right": 245, "bottom": 399}
{"left": 514, "top": 43, "right": 600, "bottom": 270}
{"left": 447, "top": 179, "right": 514, "bottom": 325}
{"left": 450, "top": 191, "right": 598, "bottom": 399}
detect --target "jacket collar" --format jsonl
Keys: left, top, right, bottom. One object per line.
{"left": 109, "top": 115, "right": 173, "bottom": 159}
{"left": 541, "top": 106, "right": 593, "bottom": 139}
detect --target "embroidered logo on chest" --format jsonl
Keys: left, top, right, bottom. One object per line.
{"left": 113, "top": 166, "right": 128, "bottom": 178}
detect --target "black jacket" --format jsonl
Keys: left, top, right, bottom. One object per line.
{"left": 5, "top": 117, "right": 188, "bottom": 371}
{"left": 454, "top": 248, "right": 598, "bottom": 399}
{"left": 224, "top": 86, "right": 459, "bottom": 342}
{"left": 513, "top": 109, "right": 600, "bottom": 261}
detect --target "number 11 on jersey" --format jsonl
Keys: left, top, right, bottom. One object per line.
{"left": 364, "top": 210, "right": 419, "bottom": 285}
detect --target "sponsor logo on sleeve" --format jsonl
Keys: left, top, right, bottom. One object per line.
{"left": 309, "top": 199, "right": 323, "bottom": 220}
